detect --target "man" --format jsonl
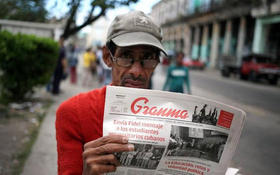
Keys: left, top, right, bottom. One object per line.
{"left": 52, "top": 36, "right": 67, "bottom": 94}
{"left": 56, "top": 11, "right": 166, "bottom": 175}
{"left": 99, "top": 45, "right": 112, "bottom": 86}
{"left": 141, "top": 148, "right": 154, "bottom": 168}
{"left": 67, "top": 44, "right": 79, "bottom": 84}
{"left": 163, "top": 52, "right": 191, "bottom": 94}
{"left": 135, "top": 148, "right": 145, "bottom": 167}
{"left": 199, "top": 104, "right": 207, "bottom": 123}
{"left": 148, "top": 149, "right": 162, "bottom": 169}
{"left": 82, "top": 47, "right": 96, "bottom": 86}
{"left": 124, "top": 149, "right": 137, "bottom": 166}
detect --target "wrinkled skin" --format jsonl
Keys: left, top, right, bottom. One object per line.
{"left": 82, "top": 135, "right": 134, "bottom": 175}
{"left": 103, "top": 45, "right": 158, "bottom": 89}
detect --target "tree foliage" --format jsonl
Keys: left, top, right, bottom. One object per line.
{"left": 226, "top": 0, "right": 262, "bottom": 6}
{"left": 61, "top": 0, "right": 139, "bottom": 39}
{"left": 0, "top": 31, "right": 58, "bottom": 103}
{"left": 0, "top": 0, "right": 48, "bottom": 22}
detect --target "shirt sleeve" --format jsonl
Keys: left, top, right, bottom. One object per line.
{"left": 56, "top": 99, "right": 84, "bottom": 175}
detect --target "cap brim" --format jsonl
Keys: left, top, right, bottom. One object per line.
{"left": 112, "top": 32, "right": 167, "bottom": 55}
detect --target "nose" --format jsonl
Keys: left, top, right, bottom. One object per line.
{"left": 128, "top": 60, "right": 144, "bottom": 78}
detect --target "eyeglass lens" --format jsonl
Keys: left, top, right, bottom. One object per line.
{"left": 108, "top": 48, "right": 158, "bottom": 68}
{"left": 117, "top": 58, "right": 158, "bottom": 68}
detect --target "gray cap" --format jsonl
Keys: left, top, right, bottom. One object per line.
{"left": 106, "top": 10, "right": 167, "bottom": 55}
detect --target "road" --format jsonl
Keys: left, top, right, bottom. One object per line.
{"left": 152, "top": 65, "right": 280, "bottom": 175}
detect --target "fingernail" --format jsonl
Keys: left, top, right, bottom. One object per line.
{"left": 122, "top": 137, "right": 128, "bottom": 143}
{"left": 128, "top": 144, "right": 134, "bottom": 151}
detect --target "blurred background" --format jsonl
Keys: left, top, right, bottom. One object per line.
{"left": 0, "top": 0, "right": 280, "bottom": 175}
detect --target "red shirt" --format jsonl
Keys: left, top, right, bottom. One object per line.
{"left": 56, "top": 86, "right": 106, "bottom": 175}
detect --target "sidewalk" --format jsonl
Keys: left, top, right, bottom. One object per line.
{"left": 21, "top": 75, "right": 100, "bottom": 175}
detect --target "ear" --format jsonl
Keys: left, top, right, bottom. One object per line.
{"left": 102, "top": 46, "right": 113, "bottom": 67}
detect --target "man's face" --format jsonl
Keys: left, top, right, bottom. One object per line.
{"left": 59, "top": 37, "right": 64, "bottom": 46}
{"left": 176, "top": 53, "right": 184, "bottom": 66}
{"left": 104, "top": 45, "right": 158, "bottom": 89}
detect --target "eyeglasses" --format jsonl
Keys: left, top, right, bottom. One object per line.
{"left": 108, "top": 49, "right": 159, "bottom": 69}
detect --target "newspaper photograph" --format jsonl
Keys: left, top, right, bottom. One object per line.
{"left": 103, "top": 86, "right": 246, "bottom": 175}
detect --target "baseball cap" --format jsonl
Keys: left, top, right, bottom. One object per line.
{"left": 106, "top": 10, "right": 167, "bottom": 55}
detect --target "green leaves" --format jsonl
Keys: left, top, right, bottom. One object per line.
{"left": 0, "top": 31, "right": 58, "bottom": 103}
{"left": 0, "top": 0, "right": 48, "bottom": 22}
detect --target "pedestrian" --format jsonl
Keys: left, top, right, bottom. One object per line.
{"left": 97, "top": 45, "right": 112, "bottom": 85}
{"left": 56, "top": 10, "right": 167, "bottom": 175}
{"left": 199, "top": 104, "right": 207, "bottom": 123}
{"left": 163, "top": 52, "right": 191, "bottom": 94}
{"left": 120, "top": 151, "right": 128, "bottom": 165}
{"left": 124, "top": 150, "right": 137, "bottom": 166}
{"left": 52, "top": 36, "right": 67, "bottom": 95}
{"left": 148, "top": 149, "right": 161, "bottom": 169}
{"left": 67, "top": 44, "right": 79, "bottom": 84}
{"left": 141, "top": 148, "right": 154, "bottom": 168}
{"left": 82, "top": 47, "right": 96, "bottom": 86}
{"left": 101, "top": 59, "right": 112, "bottom": 86}
{"left": 96, "top": 45, "right": 103, "bottom": 83}
{"left": 135, "top": 149, "right": 145, "bottom": 167}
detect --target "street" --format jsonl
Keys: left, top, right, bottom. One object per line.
{"left": 152, "top": 65, "right": 280, "bottom": 175}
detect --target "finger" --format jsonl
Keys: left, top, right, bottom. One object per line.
{"left": 83, "top": 143, "right": 134, "bottom": 157}
{"left": 84, "top": 135, "right": 128, "bottom": 149}
{"left": 85, "top": 154, "right": 120, "bottom": 166}
{"left": 87, "top": 164, "right": 117, "bottom": 175}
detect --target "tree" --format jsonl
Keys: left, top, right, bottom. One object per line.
{"left": 0, "top": 0, "right": 48, "bottom": 22}
{"left": 225, "top": 0, "right": 262, "bottom": 6}
{"left": 61, "top": 0, "right": 139, "bottom": 39}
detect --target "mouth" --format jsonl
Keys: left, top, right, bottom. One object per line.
{"left": 123, "top": 79, "right": 146, "bottom": 88}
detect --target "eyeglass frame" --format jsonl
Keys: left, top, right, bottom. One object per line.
{"left": 107, "top": 47, "right": 160, "bottom": 69}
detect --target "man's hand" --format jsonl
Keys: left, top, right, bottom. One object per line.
{"left": 82, "top": 135, "right": 134, "bottom": 175}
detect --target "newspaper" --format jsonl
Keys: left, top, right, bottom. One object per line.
{"left": 103, "top": 86, "right": 246, "bottom": 175}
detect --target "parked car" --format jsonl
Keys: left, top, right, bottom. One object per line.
{"left": 162, "top": 56, "right": 171, "bottom": 65}
{"left": 220, "top": 53, "right": 280, "bottom": 85}
{"left": 183, "top": 58, "right": 205, "bottom": 70}
{"left": 219, "top": 55, "right": 240, "bottom": 77}
{"left": 161, "top": 50, "right": 175, "bottom": 66}
{"left": 240, "top": 54, "right": 280, "bottom": 84}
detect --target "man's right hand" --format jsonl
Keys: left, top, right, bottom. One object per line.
{"left": 82, "top": 135, "right": 134, "bottom": 175}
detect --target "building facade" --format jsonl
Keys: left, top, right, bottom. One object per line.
{"left": 86, "top": 16, "right": 111, "bottom": 48}
{"left": 0, "top": 19, "right": 63, "bottom": 41}
{"left": 151, "top": 0, "right": 280, "bottom": 68}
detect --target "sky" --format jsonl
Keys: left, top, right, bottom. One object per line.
{"left": 46, "top": 0, "right": 161, "bottom": 45}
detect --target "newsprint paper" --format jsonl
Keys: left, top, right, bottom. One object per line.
{"left": 103, "top": 86, "right": 246, "bottom": 175}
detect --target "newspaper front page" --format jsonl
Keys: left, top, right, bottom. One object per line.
{"left": 103, "top": 86, "right": 246, "bottom": 175}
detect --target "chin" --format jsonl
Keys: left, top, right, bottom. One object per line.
{"left": 124, "top": 83, "right": 147, "bottom": 89}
